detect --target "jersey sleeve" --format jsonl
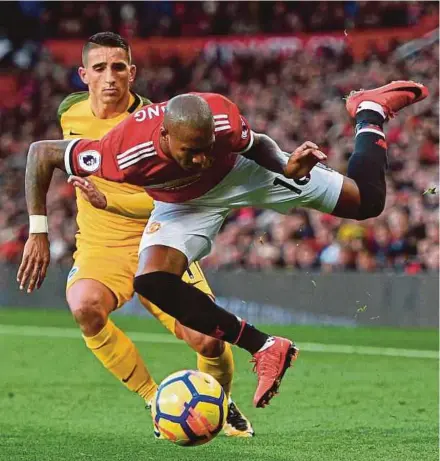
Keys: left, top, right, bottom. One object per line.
{"left": 64, "top": 136, "right": 124, "bottom": 182}
{"left": 212, "top": 95, "right": 254, "bottom": 154}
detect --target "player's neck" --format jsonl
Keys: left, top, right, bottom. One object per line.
{"left": 89, "top": 92, "right": 131, "bottom": 119}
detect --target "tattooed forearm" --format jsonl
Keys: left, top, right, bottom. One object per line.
{"left": 25, "top": 140, "right": 70, "bottom": 215}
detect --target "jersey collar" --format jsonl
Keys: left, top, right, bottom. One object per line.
{"left": 127, "top": 92, "right": 141, "bottom": 113}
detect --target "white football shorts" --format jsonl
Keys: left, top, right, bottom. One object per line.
{"left": 139, "top": 156, "right": 344, "bottom": 265}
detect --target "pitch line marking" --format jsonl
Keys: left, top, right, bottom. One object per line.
{"left": 0, "top": 324, "right": 437, "bottom": 359}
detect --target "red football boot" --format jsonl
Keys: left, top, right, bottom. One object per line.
{"left": 251, "top": 337, "right": 299, "bottom": 408}
{"left": 346, "top": 80, "right": 428, "bottom": 119}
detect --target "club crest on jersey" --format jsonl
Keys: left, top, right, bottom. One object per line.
{"left": 67, "top": 266, "right": 79, "bottom": 281}
{"left": 78, "top": 150, "right": 101, "bottom": 172}
{"left": 146, "top": 222, "right": 161, "bottom": 234}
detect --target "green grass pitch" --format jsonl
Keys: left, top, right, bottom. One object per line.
{"left": 0, "top": 308, "right": 438, "bottom": 461}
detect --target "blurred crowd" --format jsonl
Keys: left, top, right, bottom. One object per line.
{"left": 0, "top": 7, "right": 438, "bottom": 273}
{"left": 2, "top": 1, "right": 439, "bottom": 49}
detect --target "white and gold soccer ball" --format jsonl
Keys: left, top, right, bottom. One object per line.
{"left": 151, "top": 370, "right": 228, "bottom": 447}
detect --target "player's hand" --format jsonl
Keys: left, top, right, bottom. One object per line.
{"left": 17, "top": 234, "right": 50, "bottom": 293}
{"left": 283, "top": 142, "right": 327, "bottom": 179}
{"left": 68, "top": 176, "right": 107, "bottom": 209}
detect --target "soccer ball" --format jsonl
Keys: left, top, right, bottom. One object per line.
{"left": 151, "top": 370, "right": 228, "bottom": 447}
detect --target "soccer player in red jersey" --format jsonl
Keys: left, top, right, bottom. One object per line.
{"left": 18, "top": 81, "right": 428, "bottom": 407}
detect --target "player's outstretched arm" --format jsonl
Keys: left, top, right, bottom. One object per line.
{"left": 17, "top": 140, "right": 70, "bottom": 293}
{"left": 243, "top": 134, "right": 326, "bottom": 179}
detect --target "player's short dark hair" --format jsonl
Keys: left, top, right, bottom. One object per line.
{"left": 82, "top": 32, "right": 132, "bottom": 65}
{"left": 164, "top": 94, "right": 214, "bottom": 133}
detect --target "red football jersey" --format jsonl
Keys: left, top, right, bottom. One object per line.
{"left": 65, "top": 93, "right": 254, "bottom": 202}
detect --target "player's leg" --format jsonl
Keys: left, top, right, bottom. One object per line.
{"left": 66, "top": 251, "right": 157, "bottom": 403}
{"left": 175, "top": 322, "right": 254, "bottom": 437}
{"left": 176, "top": 324, "right": 254, "bottom": 437}
{"left": 138, "top": 292, "right": 233, "bottom": 391}
{"left": 140, "top": 297, "right": 254, "bottom": 436}
{"left": 180, "top": 262, "right": 235, "bottom": 396}
{"left": 132, "top": 251, "right": 235, "bottom": 396}
{"left": 173, "top": 321, "right": 230, "bottom": 390}
{"left": 332, "top": 81, "right": 429, "bottom": 220}
{"left": 182, "top": 261, "right": 255, "bottom": 436}
{"left": 134, "top": 214, "right": 298, "bottom": 408}
{"left": 265, "top": 81, "right": 429, "bottom": 222}
{"left": 135, "top": 245, "right": 271, "bottom": 352}
{"left": 138, "top": 252, "right": 254, "bottom": 436}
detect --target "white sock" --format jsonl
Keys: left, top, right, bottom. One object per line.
{"left": 257, "top": 336, "right": 276, "bottom": 353}
{"left": 356, "top": 100, "right": 386, "bottom": 120}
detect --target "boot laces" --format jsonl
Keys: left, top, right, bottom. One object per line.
{"left": 250, "top": 350, "right": 281, "bottom": 379}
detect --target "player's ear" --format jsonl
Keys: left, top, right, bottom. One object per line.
{"left": 129, "top": 65, "right": 136, "bottom": 84}
{"left": 160, "top": 126, "right": 168, "bottom": 138}
{"left": 78, "top": 67, "right": 89, "bottom": 85}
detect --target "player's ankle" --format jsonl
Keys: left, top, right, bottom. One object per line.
{"left": 234, "top": 322, "right": 269, "bottom": 354}
{"left": 355, "top": 101, "right": 386, "bottom": 126}
{"left": 255, "top": 336, "right": 276, "bottom": 353}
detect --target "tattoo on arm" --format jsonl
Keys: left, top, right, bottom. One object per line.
{"left": 25, "top": 140, "right": 70, "bottom": 215}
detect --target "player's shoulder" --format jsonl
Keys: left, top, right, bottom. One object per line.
{"left": 57, "top": 91, "right": 89, "bottom": 121}
{"left": 198, "top": 92, "right": 235, "bottom": 111}
{"left": 139, "top": 94, "right": 153, "bottom": 107}
{"left": 196, "top": 93, "right": 243, "bottom": 137}
{"left": 197, "top": 93, "right": 240, "bottom": 131}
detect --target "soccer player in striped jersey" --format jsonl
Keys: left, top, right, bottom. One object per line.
{"left": 18, "top": 79, "right": 428, "bottom": 408}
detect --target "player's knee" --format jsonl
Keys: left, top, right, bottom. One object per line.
{"left": 353, "top": 180, "right": 386, "bottom": 221}
{"left": 357, "top": 196, "right": 385, "bottom": 220}
{"left": 67, "top": 284, "right": 112, "bottom": 334}
{"left": 69, "top": 293, "right": 107, "bottom": 331}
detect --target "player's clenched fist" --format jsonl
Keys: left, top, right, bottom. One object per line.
{"left": 283, "top": 141, "right": 327, "bottom": 180}
{"left": 17, "top": 234, "right": 50, "bottom": 293}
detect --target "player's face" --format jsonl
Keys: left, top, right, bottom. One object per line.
{"left": 79, "top": 47, "right": 136, "bottom": 104}
{"left": 163, "top": 127, "right": 216, "bottom": 172}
